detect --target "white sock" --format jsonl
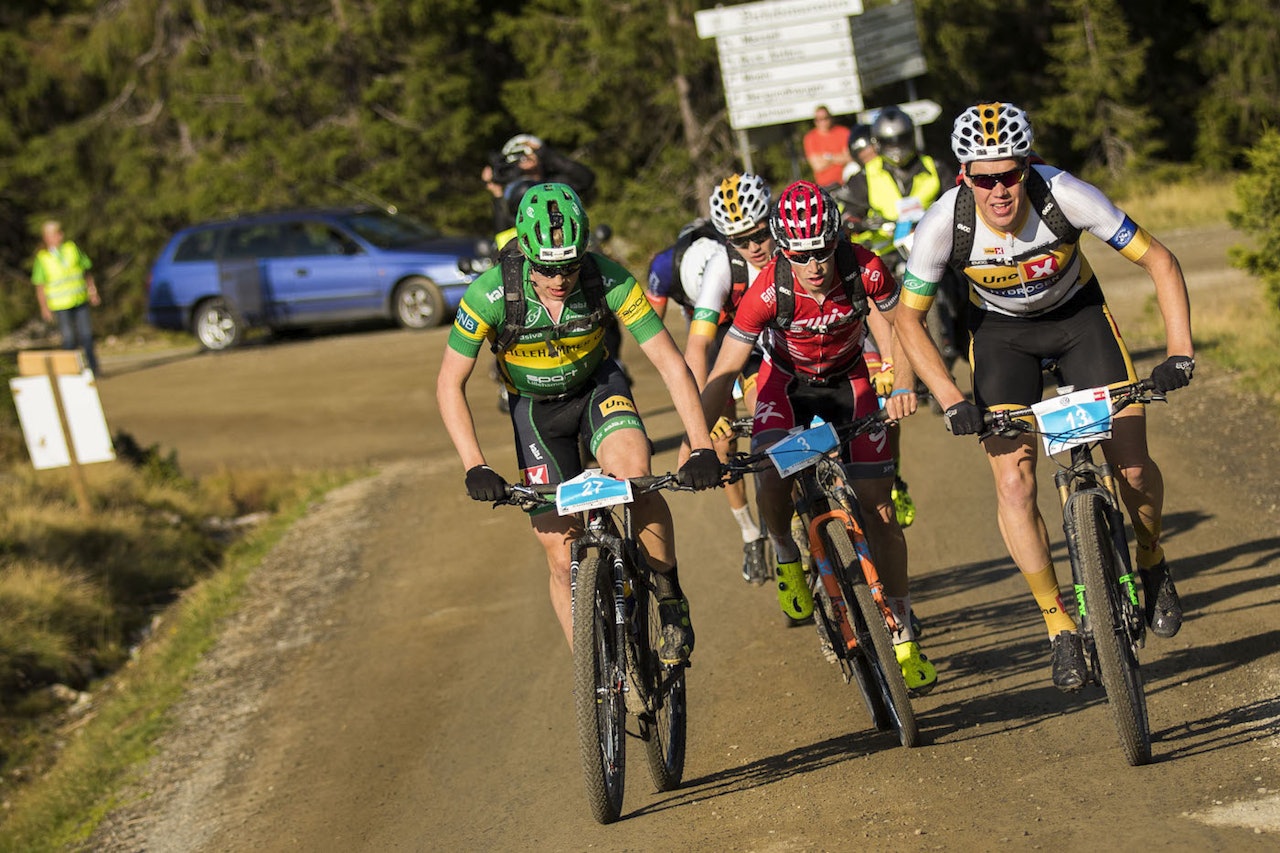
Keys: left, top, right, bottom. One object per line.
{"left": 886, "top": 595, "right": 916, "bottom": 644}
{"left": 770, "top": 532, "right": 801, "bottom": 565}
{"left": 732, "top": 504, "right": 762, "bottom": 543}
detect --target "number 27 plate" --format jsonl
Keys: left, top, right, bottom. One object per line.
{"left": 555, "top": 469, "right": 633, "bottom": 515}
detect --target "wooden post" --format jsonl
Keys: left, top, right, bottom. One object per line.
{"left": 19, "top": 350, "right": 93, "bottom": 516}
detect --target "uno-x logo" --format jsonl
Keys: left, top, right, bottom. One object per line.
{"left": 754, "top": 400, "right": 786, "bottom": 424}
{"left": 598, "top": 395, "right": 636, "bottom": 416}
{"left": 1021, "top": 255, "right": 1060, "bottom": 280}
{"left": 523, "top": 464, "right": 550, "bottom": 485}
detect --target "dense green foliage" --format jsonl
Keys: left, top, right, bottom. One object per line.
{"left": 1229, "top": 129, "right": 1280, "bottom": 312}
{"left": 1, "top": 0, "right": 1278, "bottom": 336}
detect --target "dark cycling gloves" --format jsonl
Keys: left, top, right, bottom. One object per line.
{"left": 465, "top": 465, "right": 508, "bottom": 501}
{"left": 1150, "top": 356, "right": 1195, "bottom": 393}
{"left": 943, "top": 401, "right": 985, "bottom": 436}
{"left": 678, "top": 448, "right": 723, "bottom": 490}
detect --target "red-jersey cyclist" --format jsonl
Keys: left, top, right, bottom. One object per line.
{"left": 695, "top": 180, "right": 940, "bottom": 692}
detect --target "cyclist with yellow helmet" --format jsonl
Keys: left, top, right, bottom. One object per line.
{"left": 894, "top": 102, "right": 1194, "bottom": 690}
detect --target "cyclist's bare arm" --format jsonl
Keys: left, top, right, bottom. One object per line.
{"left": 865, "top": 302, "right": 918, "bottom": 395}
{"left": 1134, "top": 237, "right": 1194, "bottom": 359}
{"left": 699, "top": 334, "right": 755, "bottom": 428}
{"left": 437, "top": 348, "right": 488, "bottom": 470}
{"left": 683, "top": 327, "right": 716, "bottom": 390}
{"left": 886, "top": 302, "right": 964, "bottom": 413}
{"left": 638, "top": 330, "right": 715, "bottom": 453}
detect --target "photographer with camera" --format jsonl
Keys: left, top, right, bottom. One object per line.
{"left": 481, "top": 134, "right": 597, "bottom": 235}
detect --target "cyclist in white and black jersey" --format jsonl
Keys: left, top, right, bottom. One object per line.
{"left": 685, "top": 174, "right": 776, "bottom": 584}
{"left": 894, "top": 102, "right": 1195, "bottom": 692}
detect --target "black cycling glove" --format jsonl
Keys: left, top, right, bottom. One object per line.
{"left": 1150, "top": 355, "right": 1195, "bottom": 393}
{"left": 678, "top": 448, "right": 723, "bottom": 491}
{"left": 465, "top": 465, "right": 508, "bottom": 502}
{"left": 943, "top": 401, "right": 986, "bottom": 436}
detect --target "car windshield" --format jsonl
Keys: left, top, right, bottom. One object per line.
{"left": 336, "top": 211, "right": 443, "bottom": 249}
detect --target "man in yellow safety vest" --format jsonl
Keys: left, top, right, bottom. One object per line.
{"left": 31, "top": 220, "right": 101, "bottom": 375}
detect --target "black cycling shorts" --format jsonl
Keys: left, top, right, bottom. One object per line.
{"left": 969, "top": 278, "right": 1137, "bottom": 409}
{"left": 508, "top": 359, "right": 644, "bottom": 493}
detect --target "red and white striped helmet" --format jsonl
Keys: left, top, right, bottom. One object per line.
{"left": 769, "top": 180, "right": 841, "bottom": 252}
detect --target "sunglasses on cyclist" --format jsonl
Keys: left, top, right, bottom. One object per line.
{"left": 728, "top": 226, "right": 771, "bottom": 249}
{"left": 782, "top": 247, "right": 836, "bottom": 266}
{"left": 528, "top": 259, "right": 582, "bottom": 277}
{"left": 968, "top": 166, "right": 1027, "bottom": 191}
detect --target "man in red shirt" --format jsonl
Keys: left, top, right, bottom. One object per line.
{"left": 698, "top": 180, "right": 944, "bottom": 692}
{"left": 803, "top": 106, "right": 852, "bottom": 190}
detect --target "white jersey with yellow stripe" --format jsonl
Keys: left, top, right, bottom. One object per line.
{"left": 903, "top": 164, "right": 1153, "bottom": 318}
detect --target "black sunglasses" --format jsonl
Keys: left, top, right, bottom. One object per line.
{"left": 528, "top": 259, "right": 582, "bottom": 277}
{"left": 782, "top": 247, "right": 836, "bottom": 266}
{"left": 968, "top": 166, "right": 1027, "bottom": 191}
{"left": 728, "top": 226, "right": 771, "bottom": 249}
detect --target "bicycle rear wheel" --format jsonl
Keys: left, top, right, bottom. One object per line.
{"left": 825, "top": 518, "right": 919, "bottom": 747}
{"left": 1074, "top": 494, "right": 1152, "bottom": 766}
{"left": 639, "top": 581, "right": 687, "bottom": 791}
{"left": 572, "top": 551, "right": 627, "bottom": 823}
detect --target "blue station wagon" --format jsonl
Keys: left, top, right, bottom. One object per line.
{"left": 147, "top": 207, "right": 493, "bottom": 350}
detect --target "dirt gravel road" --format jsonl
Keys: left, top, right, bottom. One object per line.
{"left": 85, "top": 226, "right": 1279, "bottom": 850}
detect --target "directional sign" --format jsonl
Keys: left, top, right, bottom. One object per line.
{"left": 851, "top": 1, "right": 926, "bottom": 90}
{"left": 858, "top": 99, "right": 943, "bottom": 127}
{"left": 699, "top": 1, "right": 865, "bottom": 130}
{"left": 695, "top": 0, "right": 864, "bottom": 37}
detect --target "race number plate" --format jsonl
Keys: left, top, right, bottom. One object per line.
{"left": 1031, "top": 385, "right": 1113, "bottom": 455}
{"left": 766, "top": 422, "right": 839, "bottom": 477}
{"left": 555, "top": 469, "right": 633, "bottom": 515}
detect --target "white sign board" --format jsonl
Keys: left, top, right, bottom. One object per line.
{"left": 696, "top": 0, "right": 865, "bottom": 130}
{"left": 859, "top": 99, "right": 943, "bottom": 127}
{"left": 851, "top": 1, "right": 927, "bottom": 91}
{"left": 10, "top": 371, "right": 116, "bottom": 470}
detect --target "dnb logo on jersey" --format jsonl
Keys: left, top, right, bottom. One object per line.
{"left": 523, "top": 464, "right": 550, "bottom": 485}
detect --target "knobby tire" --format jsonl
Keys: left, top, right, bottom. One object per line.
{"left": 1074, "top": 494, "right": 1152, "bottom": 766}
{"left": 640, "top": 579, "right": 687, "bottom": 791}
{"left": 825, "top": 518, "right": 919, "bottom": 747}
{"left": 572, "top": 551, "right": 627, "bottom": 823}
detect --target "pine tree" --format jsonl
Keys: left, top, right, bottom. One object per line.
{"left": 1039, "top": 0, "right": 1159, "bottom": 182}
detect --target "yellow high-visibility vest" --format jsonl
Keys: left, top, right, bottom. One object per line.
{"left": 33, "top": 241, "right": 92, "bottom": 311}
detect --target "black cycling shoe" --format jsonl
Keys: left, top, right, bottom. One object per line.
{"left": 1141, "top": 561, "right": 1183, "bottom": 639}
{"left": 742, "top": 537, "right": 770, "bottom": 585}
{"left": 657, "top": 597, "right": 695, "bottom": 665}
{"left": 1051, "top": 630, "right": 1087, "bottom": 692}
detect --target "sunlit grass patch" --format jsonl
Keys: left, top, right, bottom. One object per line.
{"left": 1112, "top": 169, "right": 1238, "bottom": 233}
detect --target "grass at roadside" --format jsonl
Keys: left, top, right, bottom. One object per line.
{"left": 1113, "top": 171, "right": 1280, "bottom": 408}
{"left": 0, "top": 468, "right": 353, "bottom": 852}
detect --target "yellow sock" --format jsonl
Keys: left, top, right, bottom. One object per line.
{"left": 1023, "top": 564, "right": 1077, "bottom": 635}
{"left": 1132, "top": 514, "right": 1165, "bottom": 570}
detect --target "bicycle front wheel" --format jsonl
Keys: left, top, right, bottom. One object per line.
{"left": 572, "top": 551, "right": 627, "bottom": 823}
{"left": 1074, "top": 494, "right": 1152, "bottom": 766}
{"left": 825, "top": 519, "right": 919, "bottom": 747}
{"left": 639, "top": 581, "right": 687, "bottom": 791}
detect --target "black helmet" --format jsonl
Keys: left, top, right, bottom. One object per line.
{"left": 872, "top": 106, "right": 917, "bottom": 167}
{"left": 848, "top": 123, "right": 874, "bottom": 158}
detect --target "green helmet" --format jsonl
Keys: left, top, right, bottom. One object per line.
{"left": 514, "top": 182, "right": 589, "bottom": 266}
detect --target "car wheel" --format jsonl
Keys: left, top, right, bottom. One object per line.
{"left": 393, "top": 276, "right": 445, "bottom": 329}
{"left": 193, "top": 297, "right": 242, "bottom": 351}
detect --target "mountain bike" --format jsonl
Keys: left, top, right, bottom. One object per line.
{"left": 982, "top": 378, "right": 1169, "bottom": 766}
{"left": 724, "top": 411, "right": 920, "bottom": 748}
{"left": 497, "top": 472, "right": 690, "bottom": 823}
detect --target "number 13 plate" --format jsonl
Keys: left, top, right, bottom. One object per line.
{"left": 1030, "top": 386, "right": 1112, "bottom": 455}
